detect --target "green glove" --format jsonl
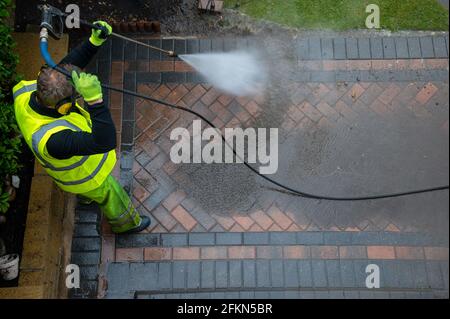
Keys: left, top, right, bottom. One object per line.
{"left": 89, "top": 21, "right": 112, "bottom": 46}
{"left": 72, "top": 71, "right": 103, "bottom": 104}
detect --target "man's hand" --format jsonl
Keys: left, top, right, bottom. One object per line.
{"left": 89, "top": 21, "right": 112, "bottom": 47}
{"left": 72, "top": 71, "right": 103, "bottom": 104}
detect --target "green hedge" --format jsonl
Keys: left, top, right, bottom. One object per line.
{"left": 0, "top": 0, "right": 21, "bottom": 214}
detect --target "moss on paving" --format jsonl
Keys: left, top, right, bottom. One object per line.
{"left": 224, "top": 0, "right": 449, "bottom": 31}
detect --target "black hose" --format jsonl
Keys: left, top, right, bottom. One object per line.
{"left": 49, "top": 50, "right": 449, "bottom": 202}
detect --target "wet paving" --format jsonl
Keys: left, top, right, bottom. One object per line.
{"left": 84, "top": 34, "right": 450, "bottom": 238}
{"left": 139, "top": 36, "right": 449, "bottom": 239}
{"left": 75, "top": 34, "right": 450, "bottom": 299}
{"left": 169, "top": 79, "right": 449, "bottom": 238}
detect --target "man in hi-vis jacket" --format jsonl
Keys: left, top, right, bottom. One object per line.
{"left": 13, "top": 21, "right": 150, "bottom": 234}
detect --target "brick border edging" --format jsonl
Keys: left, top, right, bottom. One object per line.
{"left": 77, "top": 43, "right": 133, "bottom": 300}
{"left": 132, "top": 288, "right": 446, "bottom": 299}
{"left": 115, "top": 231, "right": 448, "bottom": 248}
{"left": 106, "top": 36, "right": 450, "bottom": 86}
{"left": 105, "top": 35, "right": 450, "bottom": 62}
{"left": 105, "top": 258, "right": 449, "bottom": 299}
{"left": 116, "top": 245, "right": 449, "bottom": 263}
{"left": 69, "top": 203, "right": 102, "bottom": 299}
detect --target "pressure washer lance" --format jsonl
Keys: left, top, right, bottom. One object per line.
{"left": 38, "top": 13, "right": 449, "bottom": 201}
{"left": 38, "top": 4, "right": 177, "bottom": 57}
{"left": 107, "top": 32, "right": 177, "bottom": 58}
{"left": 81, "top": 19, "right": 177, "bottom": 58}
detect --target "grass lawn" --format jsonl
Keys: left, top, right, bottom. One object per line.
{"left": 224, "top": 0, "right": 449, "bottom": 31}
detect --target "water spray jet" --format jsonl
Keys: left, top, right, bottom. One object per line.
{"left": 178, "top": 51, "right": 267, "bottom": 96}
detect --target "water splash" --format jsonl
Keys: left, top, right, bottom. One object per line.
{"left": 179, "top": 51, "right": 267, "bottom": 96}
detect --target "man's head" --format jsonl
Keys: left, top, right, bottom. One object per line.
{"left": 37, "top": 64, "right": 81, "bottom": 110}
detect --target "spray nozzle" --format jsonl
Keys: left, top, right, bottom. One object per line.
{"left": 168, "top": 51, "right": 178, "bottom": 58}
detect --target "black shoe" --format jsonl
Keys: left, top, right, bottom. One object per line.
{"left": 120, "top": 215, "right": 151, "bottom": 234}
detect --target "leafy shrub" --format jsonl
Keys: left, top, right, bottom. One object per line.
{"left": 0, "top": 0, "right": 20, "bottom": 214}
{"left": 0, "top": 0, "right": 18, "bottom": 95}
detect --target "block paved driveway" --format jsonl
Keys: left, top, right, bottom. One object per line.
{"left": 73, "top": 34, "right": 449, "bottom": 299}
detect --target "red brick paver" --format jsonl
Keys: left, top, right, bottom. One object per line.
{"left": 116, "top": 248, "right": 143, "bottom": 262}
{"left": 173, "top": 247, "right": 200, "bottom": 260}
{"left": 201, "top": 247, "right": 228, "bottom": 259}
{"left": 133, "top": 244, "right": 447, "bottom": 262}
{"left": 311, "top": 246, "right": 339, "bottom": 259}
{"left": 424, "top": 247, "right": 449, "bottom": 260}
{"left": 144, "top": 247, "right": 172, "bottom": 261}
{"left": 394, "top": 246, "right": 425, "bottom": 260}
{"left": 283, "top": 246, "right": 310, "bottom": 259}
{"left": 367, "top": 246, "right": 396, "bottom": 259}
{"left": 170, "top": 205, "right": 197, "bottom": 231}
{"left": 228, "top": 246, "right": 256, "bottom": 259}
{"left": 339, "top": 246, "right": 367, "bottom": 259}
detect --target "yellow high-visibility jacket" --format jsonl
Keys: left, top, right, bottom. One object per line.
{"left": 13, "top": 80, "right": 116, "bottom": 194}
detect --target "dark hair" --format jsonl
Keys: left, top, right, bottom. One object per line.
{"left": 36, "top": 64, "right": 81, "bottom": 107}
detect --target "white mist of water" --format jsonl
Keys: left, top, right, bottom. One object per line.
{"left": 179, "top": 51, "right": 267, "bottom": 96}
